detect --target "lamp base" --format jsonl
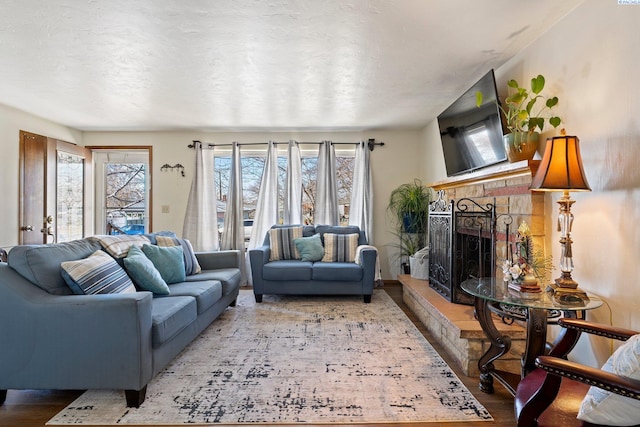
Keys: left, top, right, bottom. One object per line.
{"left": 549, "top": 282, "right": 589, "bottom": 305}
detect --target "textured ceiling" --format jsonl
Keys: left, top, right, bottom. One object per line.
{"left": 0, "top": 0, "right": 584, "bottom": 132}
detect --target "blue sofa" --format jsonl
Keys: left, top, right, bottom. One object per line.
{"left": 0, "top": 236, "right": 241, "bottom": 407}
{"left": 249, "top": 225, "right": 377, "bottom": 303}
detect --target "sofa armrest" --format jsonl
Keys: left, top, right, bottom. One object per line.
{"left": 359, "top": 248, "right": 377, "bottom": 293}
{"left": 248, "top": 246, "right": 270, "bottom": 291}
{"left": 0, "top": 264, "right": 154, "bottom": 391}
{"left": 195, "top": 249, "right": 242, "bottom": 270}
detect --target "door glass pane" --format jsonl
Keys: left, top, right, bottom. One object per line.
{"left": 105, "top": 163, "right": 147, "bottom": 235}
{"left": 57, "top": 152, "right": 85, "bottom": 242}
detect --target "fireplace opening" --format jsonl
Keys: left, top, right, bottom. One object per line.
{"left": 428, "top": 191, "right": 496, "bottom": 305}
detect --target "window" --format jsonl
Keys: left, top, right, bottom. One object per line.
{"left": 92, "top": 149, "right": 151, "bottom": 235}
{"left": 214, "top": 144, "right": 355, "bottom": 229}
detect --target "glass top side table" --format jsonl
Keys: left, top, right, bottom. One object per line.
{"left": 461, "top": 277, "right": 603, "bottom": 396}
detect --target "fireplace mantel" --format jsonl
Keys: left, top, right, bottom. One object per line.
{"left": 430, "top": 160, "right": 540, "bottom": 191}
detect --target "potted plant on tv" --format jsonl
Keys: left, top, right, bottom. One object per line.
{"left": 477, "top": 74, "right": 562, "bottom": 162}
{"left": 387, "top": 179, "right": 432, "bottom": 273}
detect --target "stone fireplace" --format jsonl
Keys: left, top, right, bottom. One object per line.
{"left": 428, "top": 160, "right": 546, "bottom": 304}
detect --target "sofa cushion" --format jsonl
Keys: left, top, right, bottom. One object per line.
{"left": 7, "top": 238, "right": 102, "bottom": 295}
{"left": 312, "top": 261, "right": 364, "bottom": 282}
{"left": 162, "top": 280, "right": 222, "bottom": 314}
{"left": 263, "top": 260, "right": 313, "bottom": 281}
{"left": 151, "top": 296, "right": 197, "bottom": 348}
{"left": 90, "top": 234, "right": 151, "bottom": 259}
{"left": 294, "top": 234, "right": 325, "bottom": 262}
{"left": 60, "top": 250, "right": 137, "bottom": 295}
{"left": 123, "top": 245, "right": 170, "bottom": 295}
{"left": 578, "top": 333, "right": 640, "bottom": 424}
{"left": 142, "top": 244, "right": 186, "bottom": 284}
{"left": 185, "top": 268, "right": 241, "bottom": 297}
{"left": 268, "top": 226, "right": 303, "bottom": 261}
{"left": 156, "top": 236, "right": 202, "bottom": 276}
{"left": 321, "top": 233, "right": 359, "bottom": 262}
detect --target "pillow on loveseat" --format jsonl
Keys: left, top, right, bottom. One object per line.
{"left": 268, "top": 226, "right": 303, "bottom": 261}
{"left": 577, "top": 334, "right": 640, "bottom": 424}
{"left": 60, "top": 250, "right": 136, "bottom": 295}
{"left": 293, "top": 234, "right": 324, "bottom": 262}
{"left": 321, "top": 233, "right": 359, "bottom": 263}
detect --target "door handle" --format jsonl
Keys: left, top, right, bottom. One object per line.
{"left": 20, "top": 225, "right": 34, "bottom": 231}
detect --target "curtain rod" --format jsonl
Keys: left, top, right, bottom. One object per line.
{"left": 187, "top": 138, "right": 385, "bottom": 151}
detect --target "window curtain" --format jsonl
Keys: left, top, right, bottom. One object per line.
{"left": 349, "top": 141, "right": 373, "bottom": 243}
{"left": 221, "top": 142, "right": 245, "bottom": 251}
{"left": 248, "top": 141, "right": 279, "bottom": 249}
{"left": 182, "top": 141, "right": 219, "bottom": 251}
{"left": 283, "top": 140, "right": 302, "bottom": 225}
{"left": 315, "top": 140, "right": 339, "bottom": 225}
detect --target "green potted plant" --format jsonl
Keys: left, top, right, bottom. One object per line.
{"left": 477, "top": 74, "right": 562, "bottom": 162}
{"left": 387, "top": 179, "right": 432, "bottom": 272}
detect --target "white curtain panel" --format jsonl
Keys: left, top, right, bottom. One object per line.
{"left": 349, "top": 141, "right": 374, "bottom": 244}
{"left": 283, "top": 140, "right": 302, "bottom": 225}
{"left": 221, "top": 142, "right": 245, "bottom": 251}
{"left": 248, "top": 141, "right": 279, "bottom": 249}
{"left": 315, "top": 141, "right": 339, "bottom": 225}
{"left": 182, "top": 141, "right": 219, "bottom": 251}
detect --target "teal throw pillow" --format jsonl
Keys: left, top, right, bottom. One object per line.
{"left": 123, "top": 245, "right": 170, "bottom": 295}
{"left": 141, "top": 244, "right": 186, "bottom": 284}
{"left": 293, "top": 234, "right": 325, "bottom": 262}
{"left": 60, "top": 250, "right": 136, "bottom": 295}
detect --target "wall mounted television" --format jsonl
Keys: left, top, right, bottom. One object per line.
{"left": 437, "top": 69, "right": 507, "bottom": 177}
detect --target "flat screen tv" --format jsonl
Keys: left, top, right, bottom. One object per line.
{"left": 438, "top": 69, "right": 507, "bottom": 177}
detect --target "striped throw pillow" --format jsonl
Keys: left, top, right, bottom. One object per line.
{"left": 92, "top": 234, "right": 151, "bottom": 259}
{"left": 268, "top": 226, "right": 303, "bottom": 261}
{"left": 61, "top": 250, "right": 136, "bottom": 295}
{"left": 321, "top": 233, "right": 359, "bottom": 263}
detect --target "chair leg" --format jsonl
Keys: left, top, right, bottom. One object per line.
{"left": 125, "top": 386, "right": 147, "bottom": 408}
{"left": 364, "top": 295, "right": 372, "bottom": 303}
{"left": 255, "top": 294, "right": 263, "bottom": 303}
{"left": 0, "top": 390, "right": 6, "bottom": 405}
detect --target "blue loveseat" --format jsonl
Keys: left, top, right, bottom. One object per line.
{"left": 0, "top": 235, "right": 241, "bottom": 407}
{"left": 249, "top": 225, "right": 377, "bottom": 303}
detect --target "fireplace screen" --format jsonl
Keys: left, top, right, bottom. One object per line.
{"left": 428, "top": 191, "right": 496, "bottom": 305}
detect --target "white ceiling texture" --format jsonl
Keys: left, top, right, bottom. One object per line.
{"left": 0, "top": 0, "right": 584, "bottom": 132}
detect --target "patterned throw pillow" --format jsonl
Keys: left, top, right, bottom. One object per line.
{"left": 91, "top": 234, "right": 151, "bottom": 259}
{"left": 321, "top": 233, "right": 359, "bottom": 263}
{"left": 141, "top": 244, "right": 186, "bottom": 284}
{"left": 268, "top": 226, "right": 303, "bottom": 261}
{"left": 293, "top": 234, "right": 325, "bottom": 262}
{"left": 578, "top": 334, "right": 640, "bottom": 424}
{"left": 156, "top": 236, "right": 202, "bottom": 275}
{"left": 123, "top": 245, "right": 170, "bottom": 295}
{"left": 60, "top": 250, "right": 136, "bottom": 295}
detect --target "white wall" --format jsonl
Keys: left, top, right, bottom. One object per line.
{"left": 82, "top": 129, "right": 423, "bottom": 280}
{"left": 0, "top": 103, "right": 83, "bottom": 251}
{"left": 421, "top": 0, "right": 640, "bottom": 367}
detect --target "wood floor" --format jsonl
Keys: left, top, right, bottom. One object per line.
{"left": 0, "top": 283, "right": 516, "bottom": 427}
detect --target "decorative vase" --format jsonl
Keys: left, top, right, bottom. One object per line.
{"left": 508, "top": 274, "right": 541, "bottom": 293}
{"left": 503, "top": 132, "right": 540, "bottom": 162}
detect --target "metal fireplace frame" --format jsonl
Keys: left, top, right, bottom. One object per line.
{"left": 428, "top": 190, "right": 497, "bottom": 305}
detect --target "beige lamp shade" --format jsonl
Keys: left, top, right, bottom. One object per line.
{"left": 530, "top": 135, "right": 591, "bottom": 191}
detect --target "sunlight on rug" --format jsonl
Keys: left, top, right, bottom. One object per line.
{"left": 47, "top": 289, "right": 492, "bottom": 425}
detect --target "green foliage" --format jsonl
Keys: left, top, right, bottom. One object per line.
{"left": 476, "top": 74, "right": 562, "bottom": 134}
{"left": 387, "top": 179, "right": 432, "bottom": 260}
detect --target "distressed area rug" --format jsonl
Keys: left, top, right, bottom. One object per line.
{"left": 48, "top": 289, "right": 492, "bottom": 425}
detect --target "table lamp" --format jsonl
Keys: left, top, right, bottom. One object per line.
{"left": 530, "top": 132, "right": 591, "bottom": 302}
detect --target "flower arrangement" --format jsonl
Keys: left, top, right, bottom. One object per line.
{"left": 502, "top": 221, "right": 553, "bottom": 292}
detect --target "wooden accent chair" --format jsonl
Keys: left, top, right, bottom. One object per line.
{"left": 515, "top": 318, "right": 640, "bottom": 427}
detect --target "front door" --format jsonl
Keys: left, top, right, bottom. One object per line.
{"left": 19, "top": 130, "right": 92, "bottom": 244}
